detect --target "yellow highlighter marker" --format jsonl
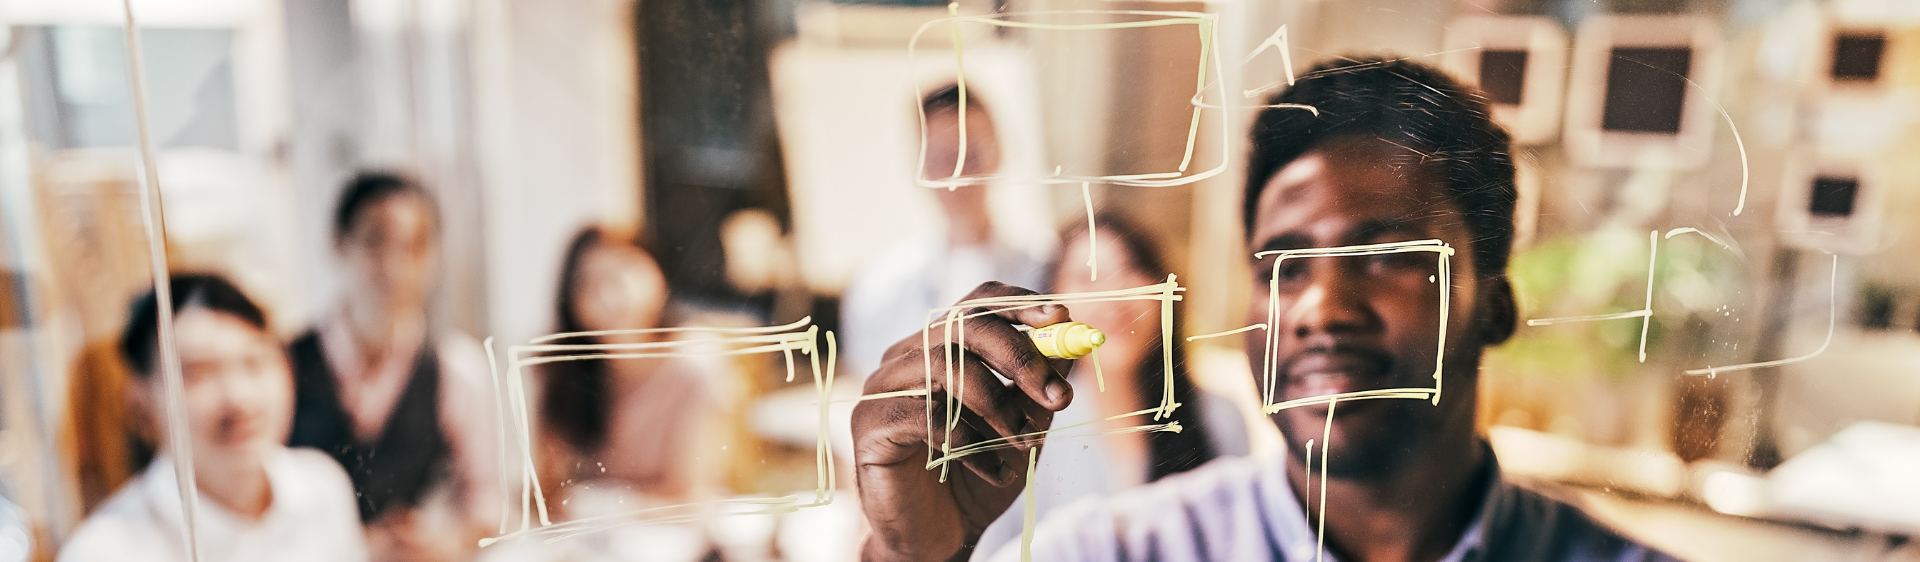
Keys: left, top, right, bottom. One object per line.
{"left": 1025, "top": 321, "right": 1106, "bottom": 360}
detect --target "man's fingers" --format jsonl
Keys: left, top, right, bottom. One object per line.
{"left": 952, "top": 314, "right": 1073, "bottom": 412}
{"left": 850, "top": 397, "right": 927, "bottom": 468}
{"left": 867, "top": 345, "right": 1043, "bottom": 444}
{"left": 955, "top": 281, "right": 1074, "bottom": 328}
{"left": 970, "top": 408, "right": 1037, "bottom": 483}
{"left": 937, "top": 349, "right": 1040, "bottom": 448}
{"left": 947, "top": 282, "right": 1078, "bottom": 411}
{"left": 945, "top": 418, "right": 1017, "bottom": 486}
{"left": 853, "top": 391, "right": 1035, "bottom": 487}
{"left": 877, "top": 281, "right": 1062, "bottom": 370}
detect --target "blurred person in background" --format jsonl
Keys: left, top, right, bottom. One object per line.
{"left": 61, "top": 274, "right": 367, "bottom": 562}
{"left": 849, "top": 57, "right": 1679, "bottom": 562}
{"left": 63, "top": 339, "right": 157, "bottom": 516}
{"left": 840, "top": 83, "right": 1046, "bottom": 380}
{"left": 971, "top": 212, "right": 1249, "bottom": 560}
{"left": 286, "top": 172, "right": 496, "bottom": 561}
{"left": 0, "top": 483, "right": 26, "bottom": 562}
{"left": 537, "top": 226, "right": 730, "bottom": 513}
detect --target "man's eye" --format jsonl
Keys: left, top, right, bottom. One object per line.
{"left": 178, "top": 363, "right": 212, "bottom": 385}
{"left": 1365, "top": 253, "right": 1426, "bottom": 273}
{"left": 1253, "top": 259, "right": 1308, "bottom": 285}
{"left": 1269, "top": 261, "right": 1307, "bottom": 283}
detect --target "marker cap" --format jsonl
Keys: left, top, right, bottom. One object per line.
{"left": 1026, "top": 321, "right": 1106, "bottom": 359}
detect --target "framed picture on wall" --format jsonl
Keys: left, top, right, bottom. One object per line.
{"left": 1562, "top": 15, "right": 1721, "bottom": 169}
{"left": 1777, "top": 154, "right": 1884, "bottom": 254}
{"left": 1442, "top": 15, "right": 1568, "bottom": 145}
{"left": 1812, "top": 0, "right": 1899, "bottom": 95}
{"left": 1823, "top": 28, "right": 1889, "bottom": 88}
{"left": 1802, "top": 16, "right": 1908, "bottom": 158}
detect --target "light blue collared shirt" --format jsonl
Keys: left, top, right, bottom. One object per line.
{"left": 990, "top": 444, "right": 1680, "bottom": 562}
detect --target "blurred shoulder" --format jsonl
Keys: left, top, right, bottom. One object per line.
{"left": 275, "top": 448, "right": 370, "bottom": 559}
{"left": 1196, "top": 389, "right": 1251, "bottom": 458}
{"left": 1119, "top": 453, "right": 1268, "bottom": 505}
{"left": 844, "top": 234, "right": 944, "bottom": 295}
{"left": 435, "top": 332, "right": 491, "bottom": 384}
{"left": 1485, "top": 475, "right": 1687, "bottom": 562}
{"left": 276, "top": 448, "right": 363, "bottom": 520}
{"left": 283, "top": 447, "right": 357, "bottom": 491}
{"left": 59, "top": 480, "right": 173, "bottom": 562}
{"left": 1002, "top": 454, "right": 1275, "bottom": 562}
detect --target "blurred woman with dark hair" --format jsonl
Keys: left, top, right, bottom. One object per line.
{"left": 536, "top": 227, "right": 730, "bottom": 517}
{"left": 285, "top": 172, "right": 497, "bottom": 562}
{"left": 971, "top": 213, "right": 1249, "bottom": 559}
{"left": 61, "top": 274, "right": 366, "bottom": 562}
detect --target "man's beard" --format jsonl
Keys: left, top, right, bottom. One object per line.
{"left": 1267, "top": 344, "right": 1470, "bottom": 480}
{"left": 1273, "top": 397, "right": 1428, "bottom": 480}
{"left": 1252, "top": 304, "right": 1488, "bottom": 481}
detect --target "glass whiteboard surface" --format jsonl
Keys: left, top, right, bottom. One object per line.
{"left": 0, "top": 1, "right": 1917, "bottom": 561}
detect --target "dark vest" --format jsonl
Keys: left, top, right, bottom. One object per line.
{"left": 287, "top": 329, "right": 452, "bottom": 522}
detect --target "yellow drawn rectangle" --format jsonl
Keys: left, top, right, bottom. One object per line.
{"left": 480, "top": 318, "right": 838, "bottom": 546}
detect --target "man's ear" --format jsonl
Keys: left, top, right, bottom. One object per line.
{"left": 1481, "top": 276, "right": 1518, "bottom": 346}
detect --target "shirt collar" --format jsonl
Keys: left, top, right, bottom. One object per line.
{"left": 318, "top": 308, "right": 426, "bottom": 381}
{"left": 1439, "top": 448, "right": 1501, "bottom": 562}
{"left": 1259, "top": 441, "right": 1502, "bottom": 562}
{"left": 138, "top": 449, "right": 292, "bottom": 538}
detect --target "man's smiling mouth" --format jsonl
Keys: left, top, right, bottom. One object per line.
{"left": 1282, "top": 348, "right": 1395, "bottom": 399}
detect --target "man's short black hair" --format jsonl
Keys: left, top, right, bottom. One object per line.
{"left": 120, "top": 273, "right": 269, "bottom": 378}
{"left": 332, "top": 171, "right": 438, "bottom": 244}
{"left": 1242, "top": 56, "right": 1517, "bottom": 277}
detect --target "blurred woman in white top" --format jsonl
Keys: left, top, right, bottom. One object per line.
{"left": 970, "top": 213, "right": 1249, "bottom": 559}
{"left": 59, "top": 274, "right": 367, "bottom": 562}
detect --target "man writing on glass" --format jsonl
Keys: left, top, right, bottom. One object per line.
{"left": 850, "top": 57, "right": 1680, "bottom": 562}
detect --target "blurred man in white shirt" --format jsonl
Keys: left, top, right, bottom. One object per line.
{"left": 62, "top": 274, "right": 367, "bottom": 562}
{"left": 841, "top": 84, "right": 1046, "bottom": 381}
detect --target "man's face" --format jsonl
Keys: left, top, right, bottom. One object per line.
{"left": 338, "top": 194, "right": 439, "bottom": 312}
{"left": 157, "top": 308, "right": 294, "bottom": 478}
{"left": 1242, "top": 136, "right": 1499, "bottom": 478}
{"left": 921, "top": 105, "right": 1002, "bottom": 183}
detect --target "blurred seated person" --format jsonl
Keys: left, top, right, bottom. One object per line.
{"left": 61, "top": 274, "right": 367, "bottom": 562}
{"left": 972, "top": 212, "right": 1250, "bottom": 559}
{"left": 286, "top": 172, "right": 496, "bottom": 561}
{"left": 63, "top": 338, "right": 156, "bottom": 515}
{"left": 536, "top": 227, "right": 732, "bottom": 518}
{"left": 840, "top": 83, "right": 1046, "bottom": 380}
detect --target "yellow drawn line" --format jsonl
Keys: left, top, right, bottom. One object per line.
{"left": 1684, "top": 255, "right": 1837, "bottom": 376}
{"left": 1186, "top": 324, "right": 1266, "bottom": 342}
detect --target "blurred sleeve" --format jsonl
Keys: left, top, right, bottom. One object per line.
{"left": 436, "top": 332, "right": 504, "bottom": 530}
{"left": 838, "top": 249, "right": 913, "bottom": 380}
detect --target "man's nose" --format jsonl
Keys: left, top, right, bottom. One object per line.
{"left": 217, "top": 369, "right": 270, "bottom": 410}
{"left": 1287, "top": 260, "right": 1375, "bottom": 340}
{"left": 383, "top": 246, "right": 414, "bottom": 271}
